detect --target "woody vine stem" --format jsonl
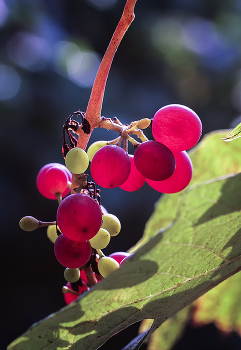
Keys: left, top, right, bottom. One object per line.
{"left": 71, "top": 0, "right": 139, "bottom": 192}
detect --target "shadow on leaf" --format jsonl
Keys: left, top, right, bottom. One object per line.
{"left": 195, "top": 173, "right": 241, "bottom": 226}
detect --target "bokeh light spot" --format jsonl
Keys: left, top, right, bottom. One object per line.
{"left": 0, "top": 64, "right": 21, "bottom": 100}
{"left": 0, "top": 0, "right": 8, "bottom": 26}
{"left": 53, "top": 41, "right": 100, "bottom": 87}
{"left": 8, "top": 32, "right": 50, "bottom": 71}
{"left": 86, "top": 0, "right": 118, "bottom": 10}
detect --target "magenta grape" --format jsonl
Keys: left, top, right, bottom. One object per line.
{"left": 54, "top": 234, "right": 92, "bottom": 268}
{"left": 134, "top": 140, "right": 176, "bottom": 181}
{"left": 152, "top": 104, "right": 202, "bottom": 152}
{"left": 91, "top": 145, "right": 131, "bottom": 188}
{"left": 57, "top": 193, "right": 102, "bottom": 242}
{"left": 147, "top": 151, "right": 193, "bottom": 193}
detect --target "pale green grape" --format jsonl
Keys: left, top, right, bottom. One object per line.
{"left": 47, "top": 225, "right": 60, "bottom": 243}
{"left": 19, "top": 216, "right": 39, "bottom": 231}
{"left": 64, "top": 268, "right": 80, "bottom": 283}
{"left": 87, "top": 141, "right": 107, "bottom": 161}
{"left": 101, "top": 213, "right": 121, "bottom": 236}
{"left": 89, "top": 228, "right": 110, "bottom": 249}
{"left": 65, "top": 147, "right": 89, "bottom": 174}
{"left": 98, "top": 257, "right": 119, "bottom": 278}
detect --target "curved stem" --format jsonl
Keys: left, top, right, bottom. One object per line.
{"left": 76, "top": 0, "right": 137, "bottom": 151}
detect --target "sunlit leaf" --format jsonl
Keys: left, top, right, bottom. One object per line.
{"left": 221, "top": 123, "right": 241, "bottom": 142}
{"left": 8, "top": 171, "right": 241, "bottom": 350}
{"left": 131, "top": 129, "right": 241, "bottom": 253}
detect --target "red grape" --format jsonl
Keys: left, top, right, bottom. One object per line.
{"left": 134, "top": 140, "right": 175, "bottom": 181}
{"left": 54, "top": 234, "right": 92, "bottom": 268}
{"left": 120, "top": 254, "right": 133, "bottom": 265}
{"left": 63, "top": 281, "right": 89, "bottom": 305}
{"left": 44, "top": 167, "right": 68, "bottom": 195}
{"left": 152, "top": 104, "right": 202, "bottom": 152}
{"left": 90, "top": 145, "right": 131, "bottom": 188}
{"left": 80, "top": 268, "right": 101, "bottom": 284}
{"left": 109, "top": 252, "right": 130, "bottom": 264}
{"left": 147, "top": 151, "right": 193, "bottom": 193}
{"left": 120, "top": 155, "right": 146, "bottom": 192}
{"left": 57, "top": 193, "right": 102, "bottom": 242}
{"left": 36, "top": 163, "right": 71, "bottom": 200}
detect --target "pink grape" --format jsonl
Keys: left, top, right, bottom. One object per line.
{"left": 134, "top": 140, "right": 175, "bottom": 181}
{"left": 64, "top": 281, "right": 89, "bottom": 305}
{"left": 120, "top": 253, "right": 134, "bottom": 266}
{"left": 36, "top": 163, "right": 71, "bottom": 200}
{"left": 57, "top": 193, "right": 102, "bottom": 242}
{"left": 120, "top": 155, "right": 146, "bottom": 192}
{"left": 90, "top": 145, "right": 131, "bottom": 188}
{"left": 80, "top": 268, "right": 101, "bottom": 284}
{"left": 147, "top": 151, "right": 193, "bottom": 193}
{"left": 44, "top": 167, "right": 68, "bottom": 195}
{"left": 152, "top": 104, "right": 202, "bottom": 152}
{"left": 109, "top": 252, "right": 130, "bottom": 264}
{"left": 54, "top": 234, "right": 92, "bottom": 268}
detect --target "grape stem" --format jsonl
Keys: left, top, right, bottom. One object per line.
{"left": 62, "top": 286, "right": 79, "bottom": 296}
{"left": 97, "top": 249, "right": 105, "bottom": 258}
{"left": 39, "top": 221, "right": 56, "bottom": 228}
{"left": 71, "top": 0, "right": 137, "bottom": 193}
{"left": 76, "top": 0, "right": 137, "bottom": 151}
{"left": 83, "top": 265, "right": 97, "bottom": 287}
{"left": 55, "top": 192, "right": 62, "bottom": 204}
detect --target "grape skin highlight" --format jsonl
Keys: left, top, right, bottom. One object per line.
{"left": 152, "top": 104, "right": 202, "bottom": 152}
{"left": 57, "top": 193, "right": 102, "bottom": 242}
{"left": 90, "top": 145, "right": 131, "bottom": 188}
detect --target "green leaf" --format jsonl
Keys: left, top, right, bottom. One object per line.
{"left": 189, "top": 130, "right": 241, "bottom": 184}
{"left": 8, "top": 172, "right": 241, "bottom": 350}
{"left": 221, "top": 123, "right": 241, "bottom": 142}
{"left": 134, "top": 129, "right": 241, "bottom": 349}
{"left": 131, "top": 129, "right": 241, "bottom": 253}
{"left": 193, "top": 270, "right": 241, "bottom": 334}
{"left": 139, "top": 306, "right": 191, "bottom": 350}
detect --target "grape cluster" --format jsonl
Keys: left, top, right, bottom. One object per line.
{"left": 19, "top": 103, "right": 202, "bottom": 305}
{"left": 88, "top": 104, "right": 201, "bottom": 194}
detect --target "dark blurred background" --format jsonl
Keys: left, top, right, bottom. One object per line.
{"left": 2, "top": 0, "right": 241, "bottom": 349}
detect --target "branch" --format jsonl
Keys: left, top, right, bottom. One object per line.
{"left": 76, "top": 0, "right": 137, "bottom": 151}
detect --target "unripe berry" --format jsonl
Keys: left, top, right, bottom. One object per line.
{"left": 19, "top": 216, "right": 40, "bottom": 231}
{"left": 64, "top": 268, "right": 80, "bottom": 283}
{"left": 101, "top": 214, "right": 121, "bottom": 237}
{"left": 98, "top": 257, "right": 119, "bottom": 278}
{"left": 137, "top": 118, "right": 151, "bottom": 129}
